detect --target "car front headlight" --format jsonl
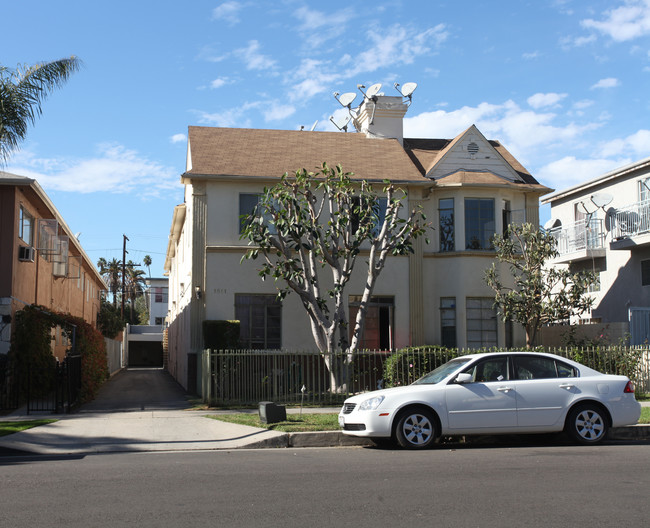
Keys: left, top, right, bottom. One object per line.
{"left": 358, "top": 395, "right": 385, "bottom": 411}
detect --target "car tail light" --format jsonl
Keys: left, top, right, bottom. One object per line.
{"left": 624, "top": 381, "right": 635, "bottom": 393}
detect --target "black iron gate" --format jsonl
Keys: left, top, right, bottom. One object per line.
{"left": 26, "top": 354, "right": 82, "bottom": 414}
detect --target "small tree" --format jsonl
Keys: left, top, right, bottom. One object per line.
{"left": 485, "top": 223, "right": 596, "bottom": 347}
{"left": 240, "top": 163, "right": 429, "bottom": 387}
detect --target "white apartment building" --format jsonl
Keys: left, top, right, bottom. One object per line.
{"left": 542, "top": 157, "right": 650, "bottom": 344}
{"left": 165, "top": 93, "right": 550, "bottom": 392}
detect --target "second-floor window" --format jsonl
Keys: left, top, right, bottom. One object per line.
{"left": 19, "top": 206, "right": 34, "bottom": 245}
{"left": 439, "top": 199, "right": 454, "bottom": 252}
{"left": 639, "top": 177, "right": 650, "bottom": 203}
{"left": 239, "top": 193, "right": 276, "bottom": 235}
{"left": 465, "top": 198, "right": 495, "bottom": 250}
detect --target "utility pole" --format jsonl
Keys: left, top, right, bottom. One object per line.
{"left": 121, "top": 234, "right": 128, "bottom": 318}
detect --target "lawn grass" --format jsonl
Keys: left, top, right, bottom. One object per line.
{"left": 0, "top": 419, "right": 57, "bottom": 437}
{"left": 210, "top": 407, "right": 650, "bottom": 430}
{"left": 207, "top": 412, "right": 339, "bottom": 432}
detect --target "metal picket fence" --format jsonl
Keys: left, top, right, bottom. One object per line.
{"left": 201, "top": 346, "right": 650, "bottom": 407}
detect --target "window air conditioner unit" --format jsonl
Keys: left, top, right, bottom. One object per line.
{"left": 18, "top": 246, "right": 35, "bottom": 262}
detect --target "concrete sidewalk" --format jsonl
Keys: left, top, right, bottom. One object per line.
{"left": 0, "top": 408, "right": 364, "bottom": 455}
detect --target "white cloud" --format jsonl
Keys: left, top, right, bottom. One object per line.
{"left": 573, "top": 99, "right": 595, "bottom": 110}
{"left": 522, "top": 51, "right": 541, "bottom": 60}
{"left": 292, "top": 6, "right": 355, "bottom": 48}
{"left": 8, "top": 144, "right": 178, "bottom": 195}
{"left": 527, "top": 92, "right": 568, "bottom": 109}
{"left": 263, "top": 103, "right": 296, "bottom": 122}
{"left": 591, "top": 77, "right": 620, "bottom": 89}
{"left": 234, "top": 40, "right": 276, "bottom": 71}
{"left": 210, "top": 78, "right": 230, "bottom": 89}
{"left": 536, "top": 156, "right": 631, "bottom": 189}
{"left": 581, "top": 0, "right": 650, "bottom": 42}
{"left": 196, "top": 101, "right": 261, "bottom": 128}
{"left": 601, "top": 129, "right": 650, "bottom": 156}
{"left": 351, "top": 23, "right": 448, "bottom": 75}
{"left": 212, "top": 1, "right": 243, "bottom": 25}
{"left": 170, "top": 134, "right": 186, "bottom": 144}
{"left": 404, "top": 99, "right": 599, "bottom": 165}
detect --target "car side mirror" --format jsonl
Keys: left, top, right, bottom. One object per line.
{"left": 455, "top": 373, "right": 473, "bottom": 384}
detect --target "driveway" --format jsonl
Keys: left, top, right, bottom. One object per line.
{"left": 79, "top": 368, "right": 192, "bottom": 412}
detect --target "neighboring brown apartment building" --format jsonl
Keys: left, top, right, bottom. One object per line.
{"left": 0, "top": 171, "right": 107, "bottom": 359}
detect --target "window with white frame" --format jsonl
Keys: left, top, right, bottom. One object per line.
{"left": 19, "top": 206, "right": 34, "bottom": 245}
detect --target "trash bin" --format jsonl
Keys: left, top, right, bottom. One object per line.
{"left": 259, "top": 401, "right": 287, "bottom": 424}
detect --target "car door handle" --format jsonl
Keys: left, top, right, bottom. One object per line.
{"left": 559, "top": 383, "right": 575, "bottom": 390}
{"left": 497, "top": 387, "right": 514, "bottom": 393}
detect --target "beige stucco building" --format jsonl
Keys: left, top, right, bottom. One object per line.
{"left": 165, "top": 95, "right": 551, "bottom": 392}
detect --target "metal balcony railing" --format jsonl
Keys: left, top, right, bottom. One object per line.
{"left": 548, "top": 218, "right": 605, "bottom": 256}
{"left": 611, "top": 200, "right": 650, "bottom": 240}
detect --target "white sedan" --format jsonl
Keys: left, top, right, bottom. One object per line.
{"left": 339, "top": 352, "right": 641, "bottom": 448}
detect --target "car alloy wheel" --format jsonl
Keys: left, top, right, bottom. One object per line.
{"left": 566, "top": 404, "right": 608, "bottom": 444}
{"left": 395, "top": 408, "right": 437, "bottom": 449}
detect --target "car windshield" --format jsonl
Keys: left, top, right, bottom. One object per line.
{"left": 412, "top": 357, "right": 474, "bottom": 385}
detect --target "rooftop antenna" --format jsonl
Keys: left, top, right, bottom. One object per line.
{"left": 394, "top": 81, "right": 417, "bottom": 105}
{"left": 310, "top": 120, "right": 318, "bottom": 131}
{"left": 329, "top": 115, "right": 351, "bottom": 132}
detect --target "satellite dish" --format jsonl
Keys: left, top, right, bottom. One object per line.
{"left": 591, "top": 193, "right": 613, "bottom": 209}
{"left": 577, "top": 201, "right": 594, "bottom": 215}
{"left": 365, "top": 83, "right": 382, "bottom": 98}
{"left": 337, "top": 92, "right": 357, "bottom": 108}
{"left": 543, "top": 218, "right": 561, "bottom": 230}
{"left": 395, "top": 82, "right": 418, "bottom": 98}
{"left": 329, "top": 115, "right": 350, "bottom": 132}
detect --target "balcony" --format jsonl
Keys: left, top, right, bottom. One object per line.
{"left": 610, "top": 200, "right": 650, "bottom": 250}
{"left": 548, "top": 219, "right": 606, "bottom": 263}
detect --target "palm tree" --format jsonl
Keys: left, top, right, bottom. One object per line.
{"left": 0, "top": 56, "right": 82, "bottom": 164}
{"left": 143, "top": 255, "right": 152, "bottom": 278}
{"left": 125, "top": 261, "right": 146, "bottom": 323}
{"left": 97, "top": 257, "right": 122, "bottom": 307}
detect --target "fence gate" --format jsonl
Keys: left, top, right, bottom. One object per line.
{"left": 26, "top": 354, "right": 82, "bottom": 414}
{"left": 629, "top": 308, "right": 650, "bottom": 346}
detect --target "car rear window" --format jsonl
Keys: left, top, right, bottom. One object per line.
{"left": 514, "top": 356, "right": 577, "bottom": 380}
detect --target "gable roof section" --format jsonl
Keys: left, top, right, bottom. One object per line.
{"left": 185, "top": 126, "right": 428, "bottom": 184}
{"left": 404, "top": 125, "right": 539, "bottom": 185}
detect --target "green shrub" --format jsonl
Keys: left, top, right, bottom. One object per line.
{"left": 9, "top": 305, "right": 108, "bottom": 404}
{"left": 203, "top": 320, "right": 241, "bottom": 349}
{"left": 383, "top": 346, "right": 458, "bottom": 388}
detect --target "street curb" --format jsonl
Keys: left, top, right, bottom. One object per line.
{"left": 239, "top": 425, "right": 650, "bottom": 449}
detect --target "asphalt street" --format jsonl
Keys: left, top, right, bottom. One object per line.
{"left": 2, "top": 444, "right": 650, "bottom": 527}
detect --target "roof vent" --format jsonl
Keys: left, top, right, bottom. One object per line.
{"left": 467, "top": 142, "right": 479, "bottom": 155}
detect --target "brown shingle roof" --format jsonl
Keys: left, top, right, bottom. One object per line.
{"left": 186, "top": 126, "right": 428, "bottom": 183}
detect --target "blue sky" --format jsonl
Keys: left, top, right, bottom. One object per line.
{"left": 4, "top": 0, "right": 650, "bottom": 277}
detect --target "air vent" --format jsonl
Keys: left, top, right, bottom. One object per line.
{"left": 467, "top": 142, "right": 479, "bottom": 155}
{"left": 18, "top": 246, "right": 35, "bottom": 262}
